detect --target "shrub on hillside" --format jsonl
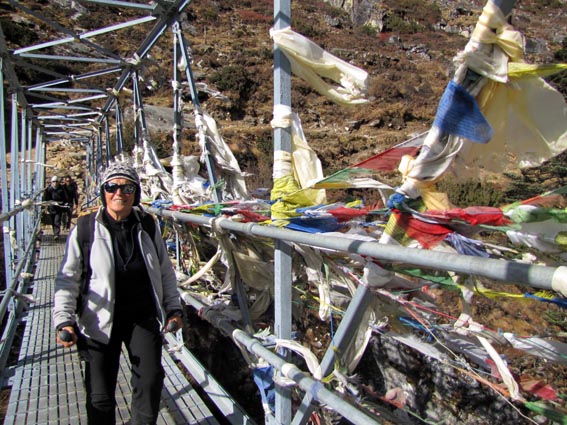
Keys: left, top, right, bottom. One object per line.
{"left": 0, "top": 18, "right": 38, "bottom": 46}
{"left": 208, "top": 65, "right": 254, "bottom": 99}
{"left": 382, "top": 0, "right": 441, "bottom": 34}
{"left": 437, "top": 178, "right": 504, "bottom": 207}
{"left": 238, "top": 10, "right": 271, "bottom": 25}
{"left": 502, "top": 151, "right": 567, "bottom": 203}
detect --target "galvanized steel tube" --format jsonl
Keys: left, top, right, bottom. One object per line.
{"left": 179, "top": 291, "right": 384, "bottom": 425}
{"left": 148, "top": 207, "right": 565, "bottom": 292}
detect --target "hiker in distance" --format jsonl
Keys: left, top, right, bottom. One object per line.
{"left": 44, "top": 175, "right": 69, "bottom": 241}
{"left": 62, "top": 174, "right": 79, "bottom": 230}
{"left": 52, "top": 162, "right": 183, "bottom": 425}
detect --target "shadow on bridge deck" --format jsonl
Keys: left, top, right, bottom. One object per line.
{"left": 2, "top": 231, "right": 220, "bottom": 425}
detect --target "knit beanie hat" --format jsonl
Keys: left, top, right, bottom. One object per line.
{"left": 100, "top": 162, "right": 141, "bottom": 207}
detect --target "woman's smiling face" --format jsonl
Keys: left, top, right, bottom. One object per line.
{"left": 103, "top": 178, "right": 136, "bottom": 220}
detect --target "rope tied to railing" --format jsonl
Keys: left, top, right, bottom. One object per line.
{"left": 551, "top": 266, "right": 567, "bottom": 297}
{"left": 0, "top": 192, "right": 44, "bottom": 223}
{"left": 171, "top": 80, "right": 182, "bottom": 90}
{"left": 0, "top": 288, "right": 35, "bottom": 310}
{"left": 126, "top": 53, "right": 141, "bottom": 66}
{"left": 270, "top": 104, "right": 293, "bottom": 129}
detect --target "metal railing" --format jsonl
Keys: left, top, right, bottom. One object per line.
{"left": 148, "top": 206, "right": 567, "bottom": 425}
{"left": 149, "top": 207, "right": 565, "bottom": 292}
{"left": 0, "top": 209, "right": 42, "bottom": 377}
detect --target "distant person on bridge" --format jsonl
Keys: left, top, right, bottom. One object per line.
{"left": 52, "top": 162, "right": 183, "bottom": 425}
{"left": 63, "top": 174, "right": 79, "bottom": 230}
{"left": 44, "top": 175, "right": 68, "bottom": 240}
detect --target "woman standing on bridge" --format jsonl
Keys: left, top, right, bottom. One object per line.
{"left": 52, "top": 162, "right": 183, "bottom": 425}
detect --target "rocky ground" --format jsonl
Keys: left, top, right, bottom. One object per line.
{"left": 177, "top": 0, "right": 567, "bottom": 188}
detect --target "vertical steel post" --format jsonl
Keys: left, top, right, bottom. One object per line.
{"left": 26, "top": 117, "right": 32, "bottom": 239}
{"left": 132, "top": 76, "right": 141, "bottom": 161}
{"left": 494, "top": 0, "right": 516, "bottom": 16}
{"left": 39, "top": 132, "right": 46, "bottom": 192}
{"left": 171, "top": 22, "right": 184, "bottom": 202}
{"left": 115, "top": 103, "right": 124, "bottom": 155}
{"left": 132, "top": 72, "right": 166, "bottom": 173}
{"left": 19, "top": 110, "right": 26, "bottom": 196}
{"left": 27, "top": 116, "right": 32, "bottom": 188}
{"left": 0, "top": 61, "right": 14, "bottom": 286}
{"left": 176, "top": 25, "right": 221, "bottom": 203}
{"left": 174, "top": 21, "right": 254, "bottom": 330}
{"left": 25, "top": 116, "right": 33, "bottom": 241}
{"left": 18, "top": 110, "right": 26, "bottom": 250}
{"left": 273, "top": 0, "right": 293, "bottom": 423}
{"left": 96, "top": 125, "right": 103, "bottom": 170}
{"left": 171, "top": 23, "right": 184, "bottom": 271}
{"left": 10, "top": 94, "right": 20, "bottom": 262}
{"left": 175, "top": 230, "right": 182, "bottom": 273}
{"left": 34, "top": 128, "right": 44, "bottom": 217}
{"left": 176, "top": 22, "right": 254, "bottom": 329}
{"left": 105, "top": 116, "right": 111, "bottom": 162}
{"left": 86, "top": 138, "right": 95, "bottom": 207}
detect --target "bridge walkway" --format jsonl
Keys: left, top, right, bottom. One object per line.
{"left": 2, "top": 231, "right": 220, "bottom": 425}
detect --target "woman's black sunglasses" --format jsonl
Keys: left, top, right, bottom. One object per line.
{"left": 103, "top": 182, "right": 137, "bottom": 194}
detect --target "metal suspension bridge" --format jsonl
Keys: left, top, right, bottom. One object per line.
{"left": 1, "top": 1, "right": 566, "bottom": 424}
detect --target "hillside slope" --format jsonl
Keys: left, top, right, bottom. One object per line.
{"left": 174, "top": 0, "right": 567, "bottom": 192}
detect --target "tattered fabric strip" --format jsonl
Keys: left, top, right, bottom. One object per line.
{"left": 270, "top": 27, "right": 368, "bottom": 105}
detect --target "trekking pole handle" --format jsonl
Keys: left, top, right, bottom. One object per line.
{"left": 59, "top": 329, "right": 73, "bottom": 342}
{"left": 166, "top": 321, "right": 179, "bottom": 333}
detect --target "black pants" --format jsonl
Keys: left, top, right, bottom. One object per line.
{"left": 63, "top": 204, "right": 72, "bottom": 230}
{"left": 82, "top": 317, "right": 164, "bottom": 425}
{"left": 50, "top": 211, "right": 62, "bottom": 237}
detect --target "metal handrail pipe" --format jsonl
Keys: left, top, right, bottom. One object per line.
{"left": 0, "top": 218, "right": 41, "bottom": 323}
{"left": 178, "top": 291, "right": 383, "bottom": 425}
{"left": 148, "top": 207, "right": 566, "bottom": 293}
{"left": 233, "top": 329, "right": 383, "bottom": 425}
{"left": 0, "top": 190, "right": 44, "bottom": 223}
{"left": 163, "top": 332, "right": 256, "bottom": 425}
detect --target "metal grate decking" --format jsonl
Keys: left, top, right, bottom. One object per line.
{"left": 3, "top": 232, "right": 219, "bottom": 425}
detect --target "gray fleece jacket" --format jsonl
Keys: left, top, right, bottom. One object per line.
{"left": 52, "top": 207, "right": 181, "bottom": 344}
